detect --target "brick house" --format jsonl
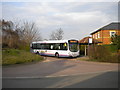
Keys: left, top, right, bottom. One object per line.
{"left": 90, "top": 22, "right": 120, "bottom": 45}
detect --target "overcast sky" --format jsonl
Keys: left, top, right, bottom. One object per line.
{"left": 2, "top": 1, "right": 118, "bottom": 40}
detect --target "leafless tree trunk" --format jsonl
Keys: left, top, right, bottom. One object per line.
{"left": 49, "top": 28, "right": 64, "bottom": 40}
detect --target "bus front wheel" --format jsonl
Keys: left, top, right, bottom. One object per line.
{"left": 55, "top": 53, "right": 59, "bottom": 58}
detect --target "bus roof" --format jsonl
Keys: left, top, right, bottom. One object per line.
{"left": 32, "top": 39, "right": 78, "bottom": 44}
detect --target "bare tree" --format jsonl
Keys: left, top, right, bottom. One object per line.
{"left": 50, "top": 31, "right": 56, "bottom": 40}
{"left": 19, "top": 21, "right": 42, "bottom": 44}
{"left": 1, "top": 19, "right": 42, "bottom": 49}
{"left": 50, "top": 28, "right": 64, "bottom": 40}
{"left": 2, "top": 19, "right": 20, "bottom": 48}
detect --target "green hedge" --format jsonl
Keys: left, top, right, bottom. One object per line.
{"left": 102, "top": 44, "right": 117, "bottom": 53}
{"left": 88, "top": 45, "right": 119, "bottom": 63}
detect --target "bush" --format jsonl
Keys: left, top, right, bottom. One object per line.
{"left": 2, "top": 49, "right": 44, "bottom": 65}
{"left": 88, "top": 45, "right": 119, "bottom": 63}
{"left": 111, "top": 35, "right": 120, "bottom": 50}
{"left": 79, "top": 45, "right": 85, "bottom": 55}
{"left": 18, "top": 44, "right": 30, "bottom": 51}
{"left": 102, "top": 44, "right": 117, "bottom": 53}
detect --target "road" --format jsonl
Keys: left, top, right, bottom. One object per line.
{"left": 2, "top": 56, "right": 118, "bottom": 88}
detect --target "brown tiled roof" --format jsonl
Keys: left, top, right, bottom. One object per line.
{"left": 79, "top": 37, "right": 101, "bottom": 44}
{"left": 79, "top": 37, "right": 91, "bottom": 43}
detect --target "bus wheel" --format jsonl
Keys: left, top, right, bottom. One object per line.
{"left": 36, "top": 52, "right": 39, "bottom": 55}
{"left": 55, "top": 53, "right": 59, "bottom": 58}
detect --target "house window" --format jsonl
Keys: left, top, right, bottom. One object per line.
{"left": 110, "top": 31, "right": 116, "bottom": 37}
{"left": 96, "top": 34, "right": 97, "bottom": 39}
{"left": 98, "top": 32, "right": 100, "bottom": 38}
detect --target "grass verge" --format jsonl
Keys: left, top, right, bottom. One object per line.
{"left": 2, "top": 49, "right": 44, "bottom": 66}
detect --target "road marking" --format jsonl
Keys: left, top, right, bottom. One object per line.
{"left": 2, "top": 69, "right": 118, "bottom": 79}
{"left": 46, "top": 72, "right": 101, "bottom": 88}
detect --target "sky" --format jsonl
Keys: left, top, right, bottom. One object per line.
{"left": 1, "top": 1, "right": 119, "bottom": 40}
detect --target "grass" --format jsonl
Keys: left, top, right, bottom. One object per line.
{"left": 2, "top": 49, "right": 44, "bottom": 65}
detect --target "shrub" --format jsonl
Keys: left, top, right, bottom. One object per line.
{"left": 111, "top": 35, "right": 120, "bottom": 50}
{"left": 102, "top": 44, "right": 117, "bottom": 53}
{"left": 79, "top": 45, "right": 85, "bottom": 55}
{"left": 88, "top": 45, "right": 118, "bottom": 63}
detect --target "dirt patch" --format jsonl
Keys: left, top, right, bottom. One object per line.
{"left": 77, "top": 56, "right": 89, "bottom": 61}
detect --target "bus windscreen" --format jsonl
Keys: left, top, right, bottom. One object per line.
{"left": 68, "top": 40, "right": 79, "bottom": 52}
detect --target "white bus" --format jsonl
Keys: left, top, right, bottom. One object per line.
{"left": 30, "top": 39, "right": 79, "bottom": 57}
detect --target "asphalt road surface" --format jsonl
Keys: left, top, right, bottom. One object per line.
{"left": 2, "top": 56, "right": 118, "bottom": 88}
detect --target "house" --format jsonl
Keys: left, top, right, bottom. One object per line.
{"left": 90, "top": 22, "right": 120, "bottom": 45}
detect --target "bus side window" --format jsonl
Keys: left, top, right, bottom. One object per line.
{"left": 32, "top": 44, "right": 37, "bottom": 49}
{"left": 41, "top": 44, "right": 44, "bottom": 49}
{"left": 64, "top": 43, "right": 67, "bottom": 50}
{"left": 60, "top": 43, "right": 67, "bottom": 50}
{"left": 55, "top": 44, "right": 60, "bottom": 50}
{"left": 45, "top": 44, "right": 49, "bottom": 49}
{"left": 37, "top": 43, "right": 41, "bottom": 49}
{"left": 50, "top": 45, "right": 53, "bottom": 50}
{"left": 58, "top": 46, "right": 60, "bottom": 49}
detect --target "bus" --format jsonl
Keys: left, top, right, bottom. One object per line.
{"left": 30, "top": 39, "right": 79, "bottom": 57}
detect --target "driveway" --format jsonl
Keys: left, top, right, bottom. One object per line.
{"left": 2, "top": 56, "right": 118, "bottom": 88}
{"left": 2, "top": 56, "right": 118, "bottom": 78}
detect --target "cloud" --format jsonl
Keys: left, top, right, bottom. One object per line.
{"left": 35, "top": 11, "right": 115, "bottom": 29}
{"left": 2, "top": 2, "right": 118, "bottom": 40}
